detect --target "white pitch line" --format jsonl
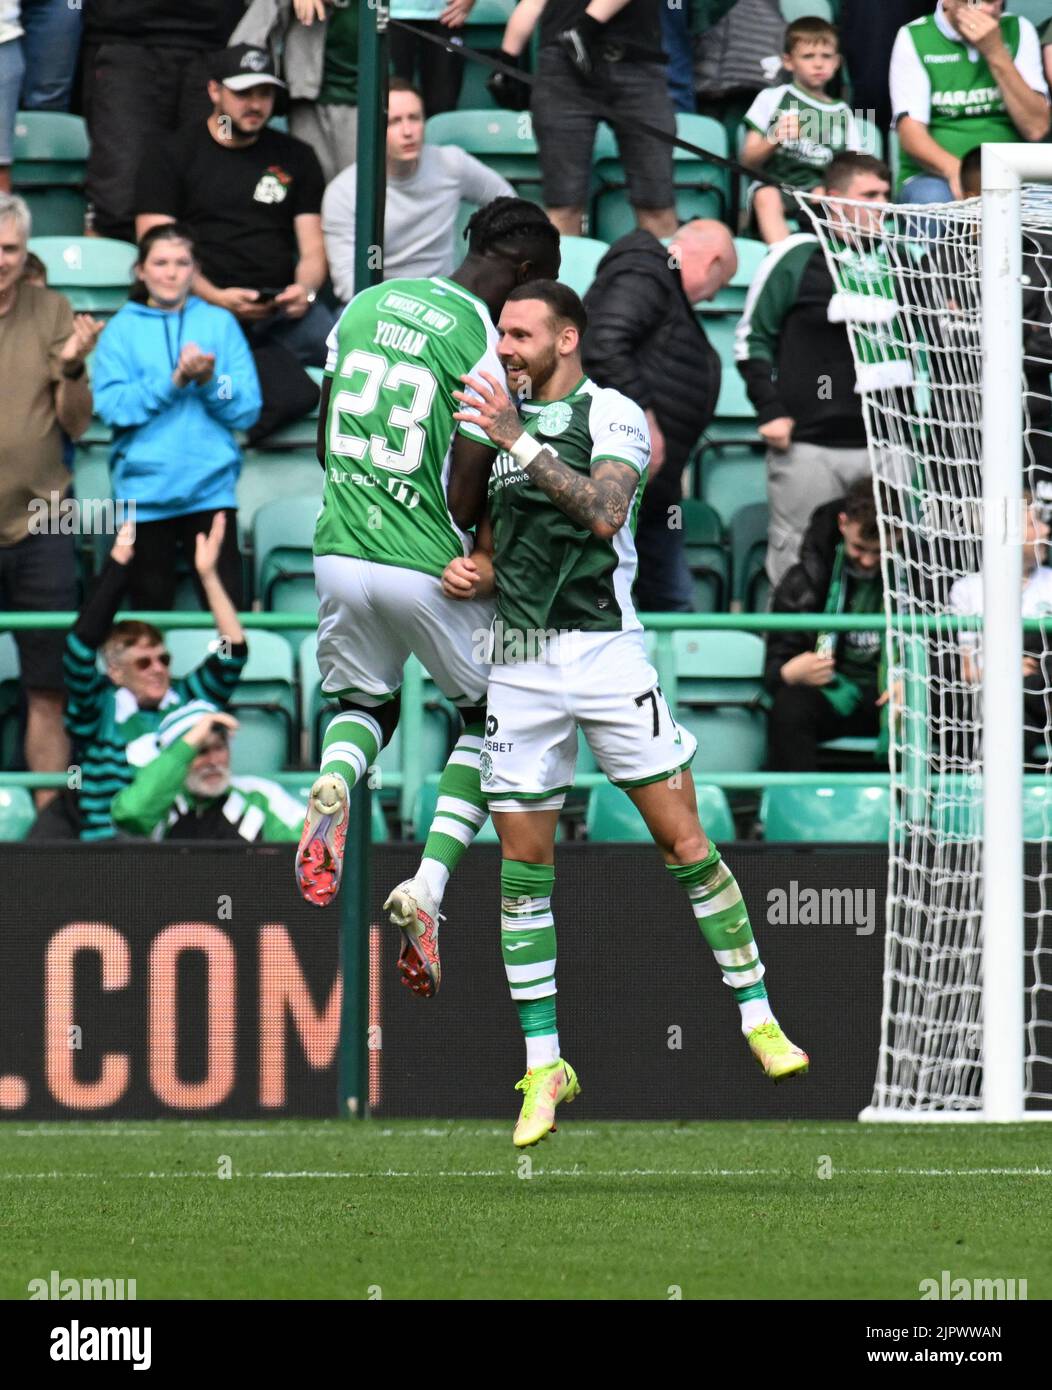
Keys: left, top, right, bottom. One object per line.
{"left": 1, "top": 1166, "right": 1051, "bottom": 1180}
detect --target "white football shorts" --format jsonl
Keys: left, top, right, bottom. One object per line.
{"left": 315, "top": 554, "right": 494, "bottom": 708}
{"left": 481, "top": 628, "right": 697, "bottom": 810}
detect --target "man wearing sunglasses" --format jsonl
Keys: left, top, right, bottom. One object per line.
{"left": 28, "top": 514, "right": 247, "bottom": 841}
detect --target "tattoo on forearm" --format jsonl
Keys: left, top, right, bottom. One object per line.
{"left": 524, "top": 452, "right": 637, "bottom": 533}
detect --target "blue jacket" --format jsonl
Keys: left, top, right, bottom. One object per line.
{"left": 92, "top": 296, "right": 262, "bottom": 524}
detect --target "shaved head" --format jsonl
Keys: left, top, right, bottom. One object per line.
{"left": 668, "top": 219, "right": 738, "bottom": 305}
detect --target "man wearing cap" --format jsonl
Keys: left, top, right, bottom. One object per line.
{"left": 111, "top": 702, "right": 305, "bottom": 843}
{"left": 135, "top": 44, "right": 332, "bottom": 367}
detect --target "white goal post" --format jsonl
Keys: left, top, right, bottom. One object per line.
{"left": 802, "top": 146, "right": 1052, "bottom": 1122}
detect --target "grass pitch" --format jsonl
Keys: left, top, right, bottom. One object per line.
{"left": 1, "top": 1119, "right": 1049, "bottom": 1300}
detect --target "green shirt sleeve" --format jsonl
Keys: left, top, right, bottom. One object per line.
{"left": 111, "top": 739, "right": 197, "bottom": 837}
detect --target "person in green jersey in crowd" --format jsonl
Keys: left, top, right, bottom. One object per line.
{"left": 296, "top": 199, "right": 561, "bottom": 989}
{"left": 890, "top": 0, "right": 1049, "bottom": 204}
{"left": 445, "top": 280, "right": 808, "bottom": 1147}
{"left": 741, "top": 15, "right": 864, "bottom": 246}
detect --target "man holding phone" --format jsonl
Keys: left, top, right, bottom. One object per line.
{"left": 134, "top": 43, "right": 333, "bottom": 366}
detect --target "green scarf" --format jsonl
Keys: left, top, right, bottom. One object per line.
{"left": 816, "top": 545, "right": 892, "bottom": 761}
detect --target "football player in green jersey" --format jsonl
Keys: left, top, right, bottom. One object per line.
{"left": 296, "top": 200, "right": 561, "bottom": 999}
{"left": 448, "top": 281, "right": 808, "bottom": 1146}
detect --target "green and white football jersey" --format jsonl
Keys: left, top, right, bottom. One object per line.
{"left": 315, "top": 275, "right": 502, "bottom": 578}
{"left": 890, "top": 9, "right": 1048, "bottom": 190}
{"left": 488, "top": 376, "right": 650, "bottom": 640}
{"left": 744, "top": 83, "right": 862, "bottom": 190}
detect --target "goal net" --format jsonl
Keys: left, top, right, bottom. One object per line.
{"left": 800, "top": 157, "right": 1052, "bottom": 1119}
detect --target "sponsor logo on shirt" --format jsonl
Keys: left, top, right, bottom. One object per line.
{"left": 253, "top": 166, "right": 292, "bottom": 204}
{"left": 610, "top": 420, "right": 648, "bottom": 443}
{"left": 378, "top": 292, "right": 456, "bottom": 336}
{"left": 923, "top": 53, "right": 963, "bottom": 64}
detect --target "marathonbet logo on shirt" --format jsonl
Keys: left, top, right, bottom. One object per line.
{"left": 254, "top": 165, "right": 292, "bottom": 204}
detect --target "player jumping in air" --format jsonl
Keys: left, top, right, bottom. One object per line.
{"left": 447, "top": 281, "right": 809, "bottom": 1146}
{"left": 296, "top": 200, "right": 560, "bottom": 999}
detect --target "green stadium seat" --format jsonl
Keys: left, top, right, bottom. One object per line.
{"left": 928, "top": 776, "right": 1052, "bottom": 843}
{"left": 681, "top": 498, "right": 728, "bottom": 611}
{"left": 460, "top": 0, "right": 518, "bottom": 111}
{"left": 729, "top": 501, "right": 769, "bottom": 610}
{"left": 697, "top": 311, "right": 739, "bottom": 382}
{"left": 424, "top": 109, "right": 577, "bottom": 205}
{"left": 0, "top": 635, "right": 21, "bottom": 771}
{"left": 165, "top": 628, "right": 297, "bottom": 774}
{"left": 696, "top": 439, "right": 767, "bottom": 529}
{"left": 237, "top": 449, "right": 324, "bottom": 542}
{"left": 780, "top": 0, "right": 834, "bottom": 20}
{"left": 673, "top": 629, "right": 767, "bottom": 773}
{"left": 559, "top": 235, "right": 609, "bottom": 299}
{"left": 586, "top": 779, "right": 735, "bottom": 841}
{"left": 371, "top": 794, "right": 389, "bottom": 842}
{"left": 856, "top": 117, "right": 884, "bottom": 161}
{"left": 714, "top": 363, "right": 757, "bottom": 424}
{"left": 760, "top": 783, "right": 890, "bottom": 843}
{"left": 0, "top": 785, "right": 36, "bottom": 841}
{"left": 593, "top": 113, "right": 729, "bottom": 243}
{"left": 28, "top": 236, "right": 136, "bottom": 313}
{"left": 254, "top": 494, "right": 320, "bottom": 611}
{"left": 705, "top": 236, "right": 768, "bottom": 314}
{"left": 13, "top": 112, "right": 89, "bottom": 233}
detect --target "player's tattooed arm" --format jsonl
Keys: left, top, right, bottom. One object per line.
{"left": 453, "top": 370, "right": 638, "bottom": 540}
{"left": 524, "top": 452, "right": 638, "bottom": 540}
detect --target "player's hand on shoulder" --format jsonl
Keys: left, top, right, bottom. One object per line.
{"left": 442, "top": 556, "right": 481, "bottom": 600}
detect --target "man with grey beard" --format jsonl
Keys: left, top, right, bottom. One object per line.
{"left": 110, "top": 702, "right": 304, "bottom": 842}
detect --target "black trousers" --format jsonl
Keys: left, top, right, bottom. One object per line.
{"left": 82, "top": 43, "right": 213, "bottom": 241}
{"left": 767, "top": 682, "right": 881, "bottom": 772}
{"left": 389, "top": 21, "right": 465, "bottom": 117}
{"left": 125, "top": 508, "right": 243, "bottom": 612}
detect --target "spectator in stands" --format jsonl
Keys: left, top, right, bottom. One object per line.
{"left": 948, "top": 490, "right": 1052, "bottom": 771}
{"left": 493, "top": 0, "right": 677, "bottom": 239}
{"left": 741, "top": 16, "right": 864, "bottom": 245}
{"left": 0, "top": 192, "right": 101, "bottom": 810}
{"left": 390, "top": 0, "right": 474, "bottom": 119}
{"left": 0, "top": 0, "right": 22, "bottom": 195}
{"left": 838, "top": 0, "right": 931, "bottom": 138}
{"left": 91, "top": 223, "right": 262, "bottom": 611}
{"left": 765, "top": 479, "right": 889, "bottom": 773}
{"left": 18, "top": 0, "right": 83, "bottom": 111}
{"left": 28, "top": 518, "right": 248, "bottom": 841}
{"left": 135, "top": 44, "right": 328, "bottom": 441}
{"left": 111, "top": 703, "right": 304, "bottom": 841}
{"left": 232, "top": 0, "right": 361, "bottom": 185}
{"left": 890, "top": 0, "right": 1049, "bottom": 204}
{"left": 736, "top": 152, "right": 891, "bottom": 591}
{"left": 582, "top": 218, "right": 736, "bottom": 611}
{"left": 83, "top": 0, "right": 247, "bottom": 241}
{"left": 323, "top": 78, "right": 515, "bottom": 299}
{"left": 135, "top": 45, "right": 331, "bottom": 368}
{"left": 691, "top": 0, "right": 785, "bottom": 142}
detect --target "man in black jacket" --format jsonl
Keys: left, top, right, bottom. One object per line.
{"left": 582, "top": 218, "right": 736, "bottom": 610}
{"left": 765, "top": 479, "right": 889, "bottom": 772}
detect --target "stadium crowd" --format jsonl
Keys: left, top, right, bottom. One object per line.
{"left": 0, "top": 0, "right": 1050, "bottom": 842}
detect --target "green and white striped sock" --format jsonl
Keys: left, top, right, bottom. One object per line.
{"left": 417, "top": 721, "right": 487, "bottom": 903}
{"left": 320, "top": 709, "right": 382, "bottom": 793}
{"left": 668, "top": 846, "right": 774, "bottom": 1035}
{"left": 501, "top": 860, "right": 559, "bottom": 1070}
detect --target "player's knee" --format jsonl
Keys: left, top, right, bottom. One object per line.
{"left": 338, "top": 694, "right": 402, "bottom": 748}
{"left": 667, "top": 826, "right": 710, "bottom": 867}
